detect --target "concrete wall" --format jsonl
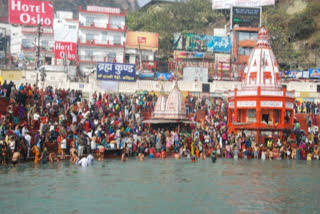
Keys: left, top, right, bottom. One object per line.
{"left": 6, "top": 70, "right": 320, "bottom": 100}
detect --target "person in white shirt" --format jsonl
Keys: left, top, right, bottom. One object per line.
{"left": 78, "top": 157, "right": 88, "bottom": 167}
{"left": 21, "top": 125, "right": 29, "bottom": 137}
{"left": 87, "top": 154, "right": 94, "bottom": 165}
{"left": 33, "top": 111, "right": 40, "bottom": 129}
{"left": 61, "top": 137, "right": 67, "bottom": 160}
{"left": 24, "top": 131, "right": 32, "bottom": 158}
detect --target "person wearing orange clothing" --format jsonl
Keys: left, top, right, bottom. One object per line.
{"left": 31, "top": 145, "right": 41, "bottom": 164}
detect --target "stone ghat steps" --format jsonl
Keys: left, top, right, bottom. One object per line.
{"left": 296, "top": 113, "right": 309, "bottom": 134}
{"left": 295, "top": 113, "right": 320, "bottom": 135}
{"left": 141, "top": 110, "right": 207, "bottom": 122}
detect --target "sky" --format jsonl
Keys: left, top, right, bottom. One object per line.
{"left": 137, "top": 0, "right": 151, "bottom": 7}
{"left": 137, "top": 0, "right": 188, "bottom": 7}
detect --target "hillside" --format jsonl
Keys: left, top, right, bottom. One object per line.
{"left": 127, "top": 0, "right": 320, "bottom": 70}
{"left": 0, "top": 0, "right": 139, "bottom": 17}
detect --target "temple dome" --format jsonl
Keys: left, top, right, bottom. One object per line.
{"left": 164, "top": 81, "right": 187, "bottom": 120}
{"left": 152, "top": 81, "right": 187, "bottom": 120}
{"left": 243, "top": 27, "right": 281, "bottom": 88}
{"left": 153, "top": 94, "right": 167, "bottom": 118}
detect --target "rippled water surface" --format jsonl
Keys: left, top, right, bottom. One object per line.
{"left": 0, "top": 159, "right": 319, "bottom": 214}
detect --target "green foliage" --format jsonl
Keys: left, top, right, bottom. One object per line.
{"left": 288, "top": 10, "right": 316, "bottom": 41}
{"left": 127, "top": 0, "right": 223, "bottom": 55}
{"left": 262, "top": 7, "right": 298, "bottom": 69}
{"left": 128, "top": 0, "right": 320, "bottom": 68}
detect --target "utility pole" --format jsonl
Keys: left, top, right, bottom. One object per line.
{"left": 36, "top": 24, "right": 44, "bottom": 87}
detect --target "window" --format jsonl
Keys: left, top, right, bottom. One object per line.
{"left": 101, "top": 32, "right": 107, "bottom": 43}
{"left": 86, "top": 33, "right": 94, "bottom": 43}
{"left": 238, "top": 47, "right": 253, "bottom": 56}
{"left": 22, "top": 39, "right": 34, "bottom": 49}
{"left": 248, "top": 109, "right": 256, "bottom": 122}
{"left": 41, "top": 40, "right": 49, "bottom": 50}
{"left": 113, "top": 35, "right": 121, "bottom": 45}
{"left": 86, "top": 16, "right": 95, "bottom": 26}
{"left": 68, "top": 25, "right": 76, "bottom": 30}
{"left": 108, "top": 53, "right": 116, "bottom": 62}
{"left": 85, "top": 50, "right": 93, "bottom": 60}
{"left": 238, "top": 32, "right": 258, "bottom": 41}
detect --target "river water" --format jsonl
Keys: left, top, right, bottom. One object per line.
{"left": 0, "top": 158, "right": 319, "bottom": 214}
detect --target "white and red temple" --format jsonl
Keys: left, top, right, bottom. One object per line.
{"left": 144, "top": 81, "right": 189, "bottom": 124}
{"left": 227, "top": 27, "right": 295, "bottom": 143}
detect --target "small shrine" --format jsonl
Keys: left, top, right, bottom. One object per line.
{"left": 143, "top": 81, "right": 190, "bottom": 126}
{"left": 227, "top": 27, "right": 295, "bottom": 144}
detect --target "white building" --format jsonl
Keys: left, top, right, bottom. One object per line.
{"left": 77, "top": 5, "right": 127, "bottom": 75}
{"left": 0, "top": 23, "right": 11, "bottom": 68}
{"left": 10, "top": 25, "right": 54, "bottom": 69}
{"left": 54, "top": 11, "right": 78, "bottom": 66}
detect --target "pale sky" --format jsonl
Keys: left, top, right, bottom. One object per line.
{"left": 137, "top": 0, "right": 152, "bottom": 7}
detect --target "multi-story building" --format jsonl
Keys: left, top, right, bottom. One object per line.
{"left": 77, "top": 5, "right": 127, "bottom": 74}
{"left": 0, "top": 23, "right": 11, "bottom": 68}
{"left": 232, "top": 26, "right": 259, "bottom": 79}
{"left": 10, "top": 25, "right": 54, "bottom": 69}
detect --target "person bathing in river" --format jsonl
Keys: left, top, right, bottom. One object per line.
{"left": 12, "top": 150, "right": 21, "bottom": 166}
{"left": 160, "top": 149, "right": 166, "bottom": 159}
{"left": 39, "top": 146, "right": 49, "bottom": 164}
{"left": 31, "top": 145, "right": 41, "bottom": 164}
{"left": 121, "top": 147, "right": 128, "bottom": 162}
{"left": 87, "top": 154, "right": 94, "bottom": 165}
{"left": 138, "top": 142, "right": 145, "bottom": 161}
{"left": 49, "top": 152, "right": 59, "bottom": 162}
{"left": 70, "top": 141, "right": 79, "bottom": 163}
{"left": 174, "top": 148, "right": 180, "bottom": 160}
{"left": 210, "top": 149, "right": 217, "bottom": 163}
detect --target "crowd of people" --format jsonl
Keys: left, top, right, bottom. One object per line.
{"left": 0, "top": 80, "right": 319, "bottom": 167}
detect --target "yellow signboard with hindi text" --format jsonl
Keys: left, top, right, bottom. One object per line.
{"left": 0, "top": 70, "right": 23, "bottom": 81}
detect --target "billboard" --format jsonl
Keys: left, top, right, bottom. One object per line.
{"left": 208, "top": 36, "right": 232, "bottom": 53}
{"left": 173, "top": 33, "right": 231, "bottom": 53}
{"left": 212, "top": 0, "right": 275, "bottom": 9}
{"left": 215, "top": 54, "right": 231, "bottom": 71}
{"left": 126, "top": 31, "right": 159, "bottom": 51}
{"left": 309, "top": 68, "right": 320, "bottom": 79}
{"left": 156, "top": 72, "right": 173, "bottom": 80}
{"left": 232, "top": 7, "right": 261, "bottom": 28}
{"left": 54, "top": 41, "right": 77, "bottom": 60}
{"left": 1, "top": 70, "right": 23, "bottom": 80}
{"left": 9, "top": 0, "right": 54, "bottom": 27}
{"left": 54, "top": 19, "right": 78, "bottom": 43}
{"left": 97, "top": 62, "right": 136, "bottom": 82}
{"left": 174, "top": 51, "right": 214, "bottom": 59}
{"left": 183, "top": 67, "right": 208, "bottom": 82}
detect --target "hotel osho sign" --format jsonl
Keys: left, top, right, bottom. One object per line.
{"left": 9, "top": 0, "right": 53, "bottom": 27}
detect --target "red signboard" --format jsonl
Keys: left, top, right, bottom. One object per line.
{"left": 54, "top": 41, "right": 77, "bottom": 60}
{"left": 9, "top": 0, "right": 53, "bottom": 27}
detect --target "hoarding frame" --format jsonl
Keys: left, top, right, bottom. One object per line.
{"left": 212, "top": 0, "right": 275, "bottom": 10}
{"left": 230, "top": 6, "right": 262, "bottom": 30}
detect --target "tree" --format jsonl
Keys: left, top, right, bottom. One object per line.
{"left": 127, "top": 0, "right": 222, "bottom": 55}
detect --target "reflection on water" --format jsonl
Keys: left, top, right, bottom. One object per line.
{"left": 0, "top": 159, "right": 319, "bottom": 214}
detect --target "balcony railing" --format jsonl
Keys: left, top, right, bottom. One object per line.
{"left": 78, "top": 56, "right": 114, "bottom": 64}
{"left": 78, "top": 6, "right": 127, "bottom": 16}
{"left": 78, "top": 39, "right": 125, "bottom": 48}
{"left": 79, "top": 22, "right": 126, "bottom": 32}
